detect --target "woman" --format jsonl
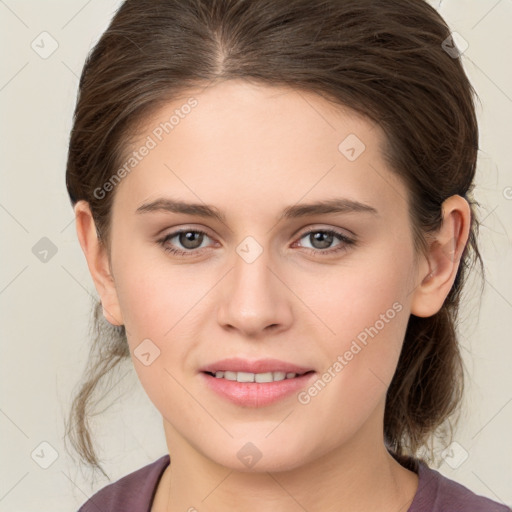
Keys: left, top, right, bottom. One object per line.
{"left": 65, "top": 0, "right": 511, "bottom": 510}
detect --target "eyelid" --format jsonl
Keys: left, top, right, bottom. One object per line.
{"left": 294, "top": 224, "right": 355, "bottom": 240}
{"left": 292, "top": 227, "right": 356, "bottom": 254}
{"left": 156, "top": 223, "right": 214, "bottom": 238}
{"left": 157, "top": 226, "right": 216, "bottom": 251}
{"left": 292, "top": 222, "right": 356, "bottom": 240}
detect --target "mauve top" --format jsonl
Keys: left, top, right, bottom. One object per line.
{"left": 77, "top": 454, "right": 511, "bottom": 511}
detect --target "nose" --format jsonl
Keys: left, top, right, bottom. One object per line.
{"left": 216, "top": 244, "right": 293, "bottom": 338}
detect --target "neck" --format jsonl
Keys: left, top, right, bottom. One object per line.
{"left": 153, "top": 411, "right": 418, "bottom": 512}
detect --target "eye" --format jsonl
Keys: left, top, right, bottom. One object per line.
{"left": 158, "top": 227, "right": 356, "bottom": 258}
{"left": 294, "top": 229, "right": 356, "bottom": 255}
{"left": 158, "top": 229, "right": 214, "bottom": 256}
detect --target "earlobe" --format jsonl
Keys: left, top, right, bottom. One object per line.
{"left": 74, "top": 200, "right": 124, "bottom": 326}
{"left": 410, "top": 195, "right": 470, "bottom": 318}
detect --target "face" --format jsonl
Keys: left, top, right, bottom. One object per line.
{"left": 100, "top": 79, "right": 423, "bottom": 471}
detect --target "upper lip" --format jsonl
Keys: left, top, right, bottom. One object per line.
{"left": 199, "top": 357, "right": 314, "bottom": 375}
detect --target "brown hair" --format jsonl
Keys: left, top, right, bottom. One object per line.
{"left": 65, "top": 0, "right": 484, "bottom": 478}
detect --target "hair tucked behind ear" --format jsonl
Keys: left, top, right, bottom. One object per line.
{"left": 65, "top": 0, "right": 484, "bottom": 477}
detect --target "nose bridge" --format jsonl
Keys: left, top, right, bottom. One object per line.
{"left": 217, "top": 237, "right": 291, "bottom": 336}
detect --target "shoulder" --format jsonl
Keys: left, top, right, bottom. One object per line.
{"left": 410, "top": 459, "right": 511, "bottom": 512}
{"left": 77, "top": 454, "right": 170, "bottom": 512}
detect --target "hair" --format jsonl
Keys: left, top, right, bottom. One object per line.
{"left": 64, "top": 0, "right": 484, "bottom": 478}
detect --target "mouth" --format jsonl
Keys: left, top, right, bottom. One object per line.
{"left": 202, "top": 370, "right": 315, "bottom": 383}
{"left": 199, "top": 358, "right": 317, "bottom": 407}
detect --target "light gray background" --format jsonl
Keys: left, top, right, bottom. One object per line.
{"left": 0, "top": 0, "right": 511, "bottom": 510}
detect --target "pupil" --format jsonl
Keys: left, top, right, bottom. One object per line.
{"left": 181, "top": 231, "right": 203, "bottom": 249}
{"left": 312, "top": 232, "right": 332, "bottom": 249}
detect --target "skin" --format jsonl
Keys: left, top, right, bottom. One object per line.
{"left": 75, "top": 79, "right": 470, "bottom": 512}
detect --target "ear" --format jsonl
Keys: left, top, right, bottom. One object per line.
{"left": 74, "top": 200, "right": 124, "bottom": 326}
{"left": 410, "top": 195, "right": 471, "bottom": 318}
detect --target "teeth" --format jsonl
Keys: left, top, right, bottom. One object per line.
{"left": 213, "top": 371, "right": 298, "bottom": 382}
{"left": 256, "top": 372, "right": 274, "bottom": 383}
{"left": 237, "top": 371, "right": 255, "bottom": 382}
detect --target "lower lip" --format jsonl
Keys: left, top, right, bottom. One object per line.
{"left": 200, "top": 371, "right": 316, "bottom": 407}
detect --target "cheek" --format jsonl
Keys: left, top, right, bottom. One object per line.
{"left": 296, "top": 244, "right": 412, "bottom": 427}
{"left": 312, "top": 238, "right": 412, "bottom": 342}
{"left": 112, "top": 254, "right": 211, "bottom": 408}
{"left": 113, "top": 244, "right": 209, "bottom": 339}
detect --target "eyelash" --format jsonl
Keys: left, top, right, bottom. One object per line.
{"left": 157, "top": 228, "right": 356, "bottom": 257}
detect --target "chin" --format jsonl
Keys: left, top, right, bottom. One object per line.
{"left": 205, "top": 440, "right": 313, "bottom": 474}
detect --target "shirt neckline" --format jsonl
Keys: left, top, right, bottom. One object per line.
{"left": 147, "top": 452, "right": 432, "bottom": 511}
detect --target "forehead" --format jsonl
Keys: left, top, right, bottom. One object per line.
{"left": 111, "top": 79, "right": 409, "bottom": 223}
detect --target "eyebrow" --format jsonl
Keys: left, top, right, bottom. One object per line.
{"left": 135, "top": 197, "right": 378, "bottom": 222}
